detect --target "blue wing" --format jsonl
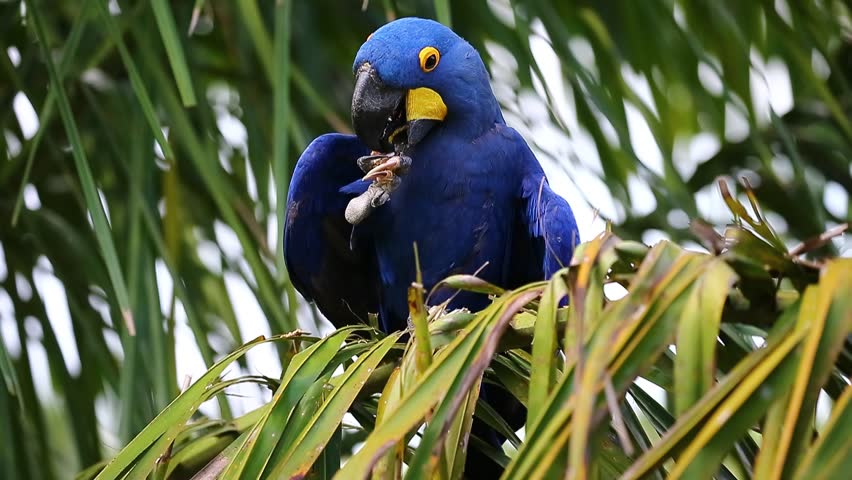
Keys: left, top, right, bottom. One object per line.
{"left": 508, "top": 134, "right": 580, "bottom": 285}
{"left": 284, "top": 134, "right": 380, "bottom": 327}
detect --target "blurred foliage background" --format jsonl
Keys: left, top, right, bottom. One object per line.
{"left": 0, "top": 0, "right": 849, "bottom": 478}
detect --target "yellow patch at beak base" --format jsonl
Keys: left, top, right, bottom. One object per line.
{"left": 406, "top": 88, "right": 447, "bottom": 122}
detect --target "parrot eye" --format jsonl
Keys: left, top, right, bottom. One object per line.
{"left": 418, "top": 46, "right": 440, "bottom": 72}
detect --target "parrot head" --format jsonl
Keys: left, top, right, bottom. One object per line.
{"left": 351, "top": 17, "right": 502, "bottom": 153}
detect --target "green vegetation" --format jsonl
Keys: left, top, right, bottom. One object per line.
{"left": 1, "top": 1, "right": 849, "bottom": 479}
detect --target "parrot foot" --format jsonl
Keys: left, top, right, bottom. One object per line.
{"left": 393, "top": 154, "right": 412, "bottom": 175}
{"left": 356, "top": 153, "right": 386, "bottom": 174}
{"left": 357, "top": 153, "right": 412, "bottom": 181}
{"left": 348, "top": 152, "right": 409, "bottom": 225}
{"left": 345, "top": 181, "right": 395, "bottom": 225}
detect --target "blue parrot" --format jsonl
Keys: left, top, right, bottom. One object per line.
{"left": 284, "top": 18, "right": 578, "bottom": 474}
{"left": 285, "top": 17, "right": 579, "bottom": 332}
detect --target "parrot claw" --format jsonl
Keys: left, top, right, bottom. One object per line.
{"left": 357, "top": 153, "right": 412, "bottom": 181}
{"left": 395, "top": 155, "right": 412, "bottom": 175}
{"left": 371, "top": 189, "right": 391, "bottom": 208}
{"left": 348, "top": 152, "right": 409, "bottom": 224}
{"left": 356, "top": 153, "right": 386, "bottom": 173}
{"left": 362, "top": 156, "right": 400, "bottom": 181}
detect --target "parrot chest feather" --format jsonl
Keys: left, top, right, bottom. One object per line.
{"left": 367, "top": 129, "right": 518, "bottom": 323}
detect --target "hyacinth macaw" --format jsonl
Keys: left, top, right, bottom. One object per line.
{"left": 285, "top": 17, "right": 579, "bottom": 332}
{"left": 284, "top": 16, "right": 579, "bottom": 475}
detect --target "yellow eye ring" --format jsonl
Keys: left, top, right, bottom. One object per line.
{"left": 418, "top": 46, "right": 440, "bottom": 72}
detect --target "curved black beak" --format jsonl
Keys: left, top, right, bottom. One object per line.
{"left": 352, "top": 63, "right": 404, "bottom": 152}
{"left": 351, "top": 63, "right": 446, "bottom": 153}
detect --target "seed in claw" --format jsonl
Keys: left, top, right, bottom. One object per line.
{"left": 362, "top": 156, "right": 402, "bottom": 181}
{"left": 357, "top": 152, "right": 387, "bottom": 174}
